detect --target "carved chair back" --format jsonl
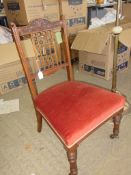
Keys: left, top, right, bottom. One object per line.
{"left": 11, "top": 19, "right": 73, "bottom": 100}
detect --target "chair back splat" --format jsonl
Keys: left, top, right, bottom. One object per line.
{"left": 10, "top": 19, "right": 73, "bottom": 100}
{"left": 11, "top": 18, "right": 125, "bottom": 175}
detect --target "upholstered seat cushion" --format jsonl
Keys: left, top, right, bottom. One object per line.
{"left": 34, "top": 81, "right": 125, "bottom": 148}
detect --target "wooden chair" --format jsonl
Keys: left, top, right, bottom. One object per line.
{"left": 11, "top": 18, "right": 125, "bottom": 175}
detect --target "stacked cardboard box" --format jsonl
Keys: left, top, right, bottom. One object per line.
{"left": 0, "top": 61, "right": 26, "bottom": 95}
{"left": 0, "top": 40, "right": 35, "bottom": 95}
{"left": 114, "top": 3, "right": 131, "bottom": 21}
{"left": 59, "top": 0, "right": 87, "bottom": 35}
{"left": 3, "top": 0, "right": 87, "bottom": 62}
{"left": 3, "top": 0, "right": 60, "bottom": 24}
{"left": 71, "top": 20, "right": 131, "bottom": 80}
{"left": 3, "top": 0, "right": 87, "bottom": 35}
{"left": 122, "top": 3, "right": 131, "bottom": 21}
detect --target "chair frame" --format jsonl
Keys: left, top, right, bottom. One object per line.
{"left": 11, "top": 18, "right": 123, "bottom": 175}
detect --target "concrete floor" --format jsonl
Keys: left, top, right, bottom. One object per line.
{"left": 0, "top": 61, "right": 131, "bottom": 175}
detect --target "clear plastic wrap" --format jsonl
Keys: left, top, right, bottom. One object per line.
{"left": 0, "top": 26, "right": 13, "bottom": 44}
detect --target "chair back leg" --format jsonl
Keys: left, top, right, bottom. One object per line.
{"left": 36, "top": 110, "right": 42, "bottom": 132}
{"left": 66, "top": 145, "right": 78, "bottom": 175}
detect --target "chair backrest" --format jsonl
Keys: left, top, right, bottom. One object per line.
{"left": 11, "top": 18, "right": 73, "bottom": 100}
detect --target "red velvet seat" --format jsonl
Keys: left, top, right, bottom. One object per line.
{"left": 11, "top": 18, "right": 125, "bottom": 175}
{"left": 35, "top": 81, "right": 125, "bottom": 148}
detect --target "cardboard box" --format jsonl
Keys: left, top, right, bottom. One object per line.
{"left": 0, "top": 39, "right": 35, "bottom": 95}
{"left": 3, "top": 0, "right": 87, "bottom": 61}
{"left": 119, "top": 28, "right": 131, "bottom": 51}
{"left": 79, "top": 43, "right": 130, "bottom": 80}
{"left": 3, "top": 0, "right": 60, "bottom": 25}
{"left": 3, "top": 0, "right": 87, "bottom": 34}
{"left": 0, "top": 61, "right": 26, "bottom": 95}
{"left": 114, "top": 3, "right": 131, "bottom": 21}
{"left": 0, "top": 39, "right": 35, "bottom": 66}
{"left": 122, "top": 3, "right": 131, "bottom": 21}
{"left": 59, "top": 0, "right": 87, "bottom": 34}
{"left": 71, "top": 20, "right": 131, "bottom": 80}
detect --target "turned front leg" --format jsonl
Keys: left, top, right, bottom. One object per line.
{"left": 66, "top": 145, "right": 78, "bottom": 175}
{"left": 110, "top": 111, "right": 122, "bottom": 139}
